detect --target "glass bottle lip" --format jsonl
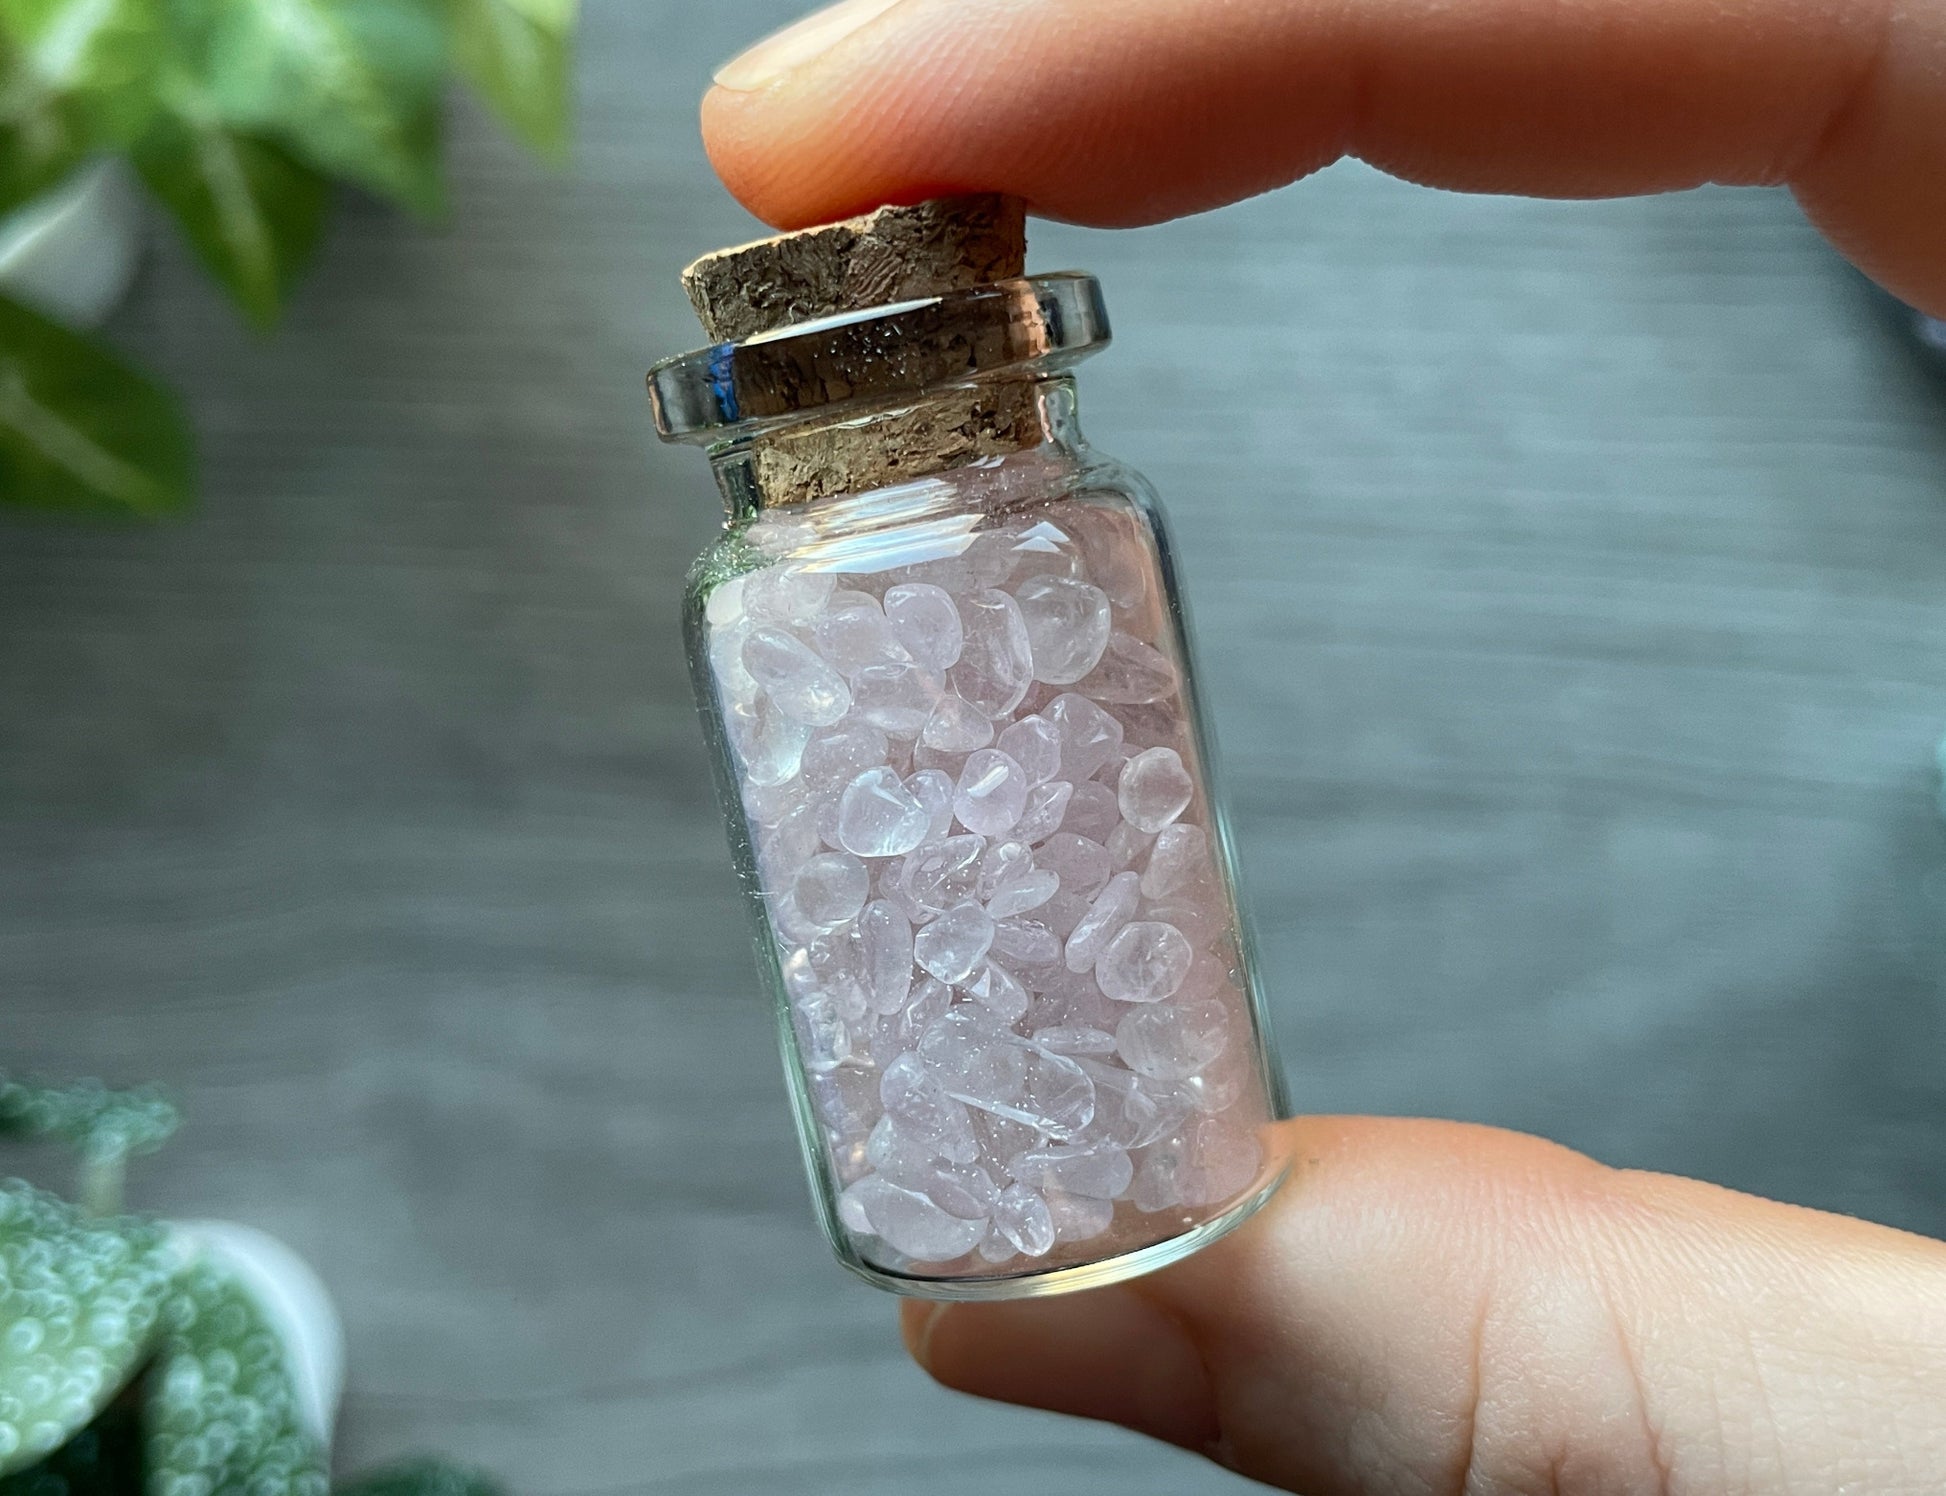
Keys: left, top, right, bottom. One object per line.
{"left": 646, "top": 271, "right": 1110, "bottom": 445}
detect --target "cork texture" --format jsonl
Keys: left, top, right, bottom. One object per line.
{"left": 682, "top": 195, "right": 1026, "bottom": 342}
{"left": 682, "top": 196, "right": 1043, "bottom": 502}
{"left": 748, "top": 380, "right": 1045, "bottom": 505}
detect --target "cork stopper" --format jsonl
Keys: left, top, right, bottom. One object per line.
{"left": 673, "top": 195, "right": 1053, "bottom": 503}
{"left": 682, "top": 195, "right": 1027, "bottom": 342}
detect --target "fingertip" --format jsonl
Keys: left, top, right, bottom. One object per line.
{"left": 913, "top": 1287, "right": 1221, "bottom": 1454}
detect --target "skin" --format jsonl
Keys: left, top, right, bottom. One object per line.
{"left": 701, "top": 0, "right": 1946, "bottom": 315}
{"left": 700, "top": 4, "right": 1946, "bottom": 1487}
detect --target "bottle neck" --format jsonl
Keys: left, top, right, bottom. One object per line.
{"left": 710, "top": 375, "right": 1083, "bottom": 521}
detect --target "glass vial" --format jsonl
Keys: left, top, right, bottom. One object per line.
{"left": 650, "top": 197, "right": 1288, "bottom": 1298}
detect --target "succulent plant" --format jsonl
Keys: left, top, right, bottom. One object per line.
{"left": 0, "top": 1076, "right": 499, "bottom": 1496}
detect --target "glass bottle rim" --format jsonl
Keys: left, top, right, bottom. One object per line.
{"left": 647, "top": 271, "right": 1110, "bottom": 444}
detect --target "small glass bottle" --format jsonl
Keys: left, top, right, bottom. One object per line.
{"left": 650, "top": 197, "right": 1287, "bottom": 1298}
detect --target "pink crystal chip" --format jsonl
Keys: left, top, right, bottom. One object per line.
{"left": 708, "top": 506, "right": 1273, "bottom": 1276}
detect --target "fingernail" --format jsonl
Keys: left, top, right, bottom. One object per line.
{"left": 920, "top": 1287, "right": 1220, "bottom": 1453}
{"left": 713, "top": 0, "right": 910, "bottom": 92}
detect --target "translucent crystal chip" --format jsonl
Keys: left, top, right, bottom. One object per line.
{"left": 918, "top": 1008, "right": 1096, "bottom": 1137}
{"left": 836, "top": 766, "right": 931, "bottom": 858}
{"left": 993, "top": 1183, "right": 1056, "bottom": 1257}
{"left": 709, "top": 615, "right": 760, "bottom": 703}
{"left": 883, "top": 583, "right": 964, "bottom": 672}
{"left": 791, "top": 852, "right": 869, "bottom": 928}
{"left": 1037, "top": 832, "right": 1112, "bottom": 900}
{"left": 812, "top": 591, "right": 910, "bottom": 677}
{"left": 990, "top": 917, "right": 1062, "bottom": 968}
{"left": 1036, "top": 892, "right": 1091, "bottom": 941}
{"left": 1142, "top": 823, "right": 1212, "bottom": 899}
{"left": 1060, "top": 781, "right": 1121, "bottom": 842}
{"left": 758, "top": 801, "right": 823, "bottom": 880}
{"left": 950, "top": 588, "right": 1033, "bottom": 718}
{"left": 1115, "top": 995, "right": 1231, "bottom": 1081}
{"left": 1078, "top": 631, "right": 1180, "bottom": 705}
{"left": 1029, "top": 1026, "right": 1118, "bottom": 1057}
{"left": 1172, "top": 1060, "right": 1247, "bottom": 1116}
{"left": 1044, "top": 1188, "right": 1114, "bottom": 1243}
{"left": 1009, "top": 1143, "right": 1133, "bottom": 1200}
{"left": 791, "top": 989, "right": 853, "bottom": 1072}
{"left": 975, "top": 1110, "right": 1043, "bottom": 1164}
{"left": 1117, "top": 747, "right": 1194, "bottom": 833}
{"left": 1011, "top": 780, "right": 1073, "bottom": 845}
{"left": 724, "top": 694, "right": 813, "bottom": 787}
{"left": 871, "top": 974, "right": 952, "bottom": 1065}
{"left": 866, "top": 1121, "right": 998, "bottom": 1223}
{"left": 1064, "top": 871, "right": 1141, "bottom": 973}
{"left": 809, "top": 1065, "right": 877, "bottom": 1135}
{"left": 920, "top": 692, "right": 995, "bottom": 752}
{"left": 859, "top": 899, "right": 915, "bottom": 1015}
{"left": 853, "top": 662, "right": 940, "bottom": 737}
{"left": 1045, "top": 693, "right": 1125, "bottom": 783}
{"left": 901, "top": 834, "right": 986, "bottom": 916}
{"left": 878, "top": 1052, "right": 980, "bottom": 1163}
{"left": 800, "top": 718, "right": 890, "bottom": 793}
{"left": 923, "top": 1158, "right": 1002, "bottom": 1220}
{"left": 1153, "top": 1116, "right": 1263, "bottom": 1210}
{"left": 744, "top": 562, "right": 835, "bottom": 623}
{"left": 996, "top": 714, "right": 1063, "bottom": 786}
{"left": 904, "top": 768, "right": 956, "bottom": 842}
{"left": 1105, "top": 820, "right": 1155, "bottom": 871}
{"left": 977, "top": 838, "right": 1032, "bottom": 896}
{"left": 913, "top": 900, "right": 995, "bottom": 984}
{"left": 1069, "top": 504, "right": 1148, "bottom": 611}
{"left": 918, "top": 1006, "right": 1025, "bottom": 1106}
{"left": 964, "top": 960, "right": 1030, "bottom": 1022}
{"left": 953, "top": 749, "right": 1029, "bottom": 837}
{"left": 704, "top": 573, "right": 747, "bottom": 628}
{"left": 838, "top": 1175, "right": 986, "bottom": 1262}
{"left": 1014, "top": 575, "right": 1113, "bottom": 685}
{"left": 744, "top": 626, "right": 853, "bottom": 726}
{"left": 986, "top": 863, "right": 1060, "bottom": 920}
{"left": 781, "top": 928, "right": 869, "bottom": 1021}
{"left": 1096, "top": 920, "right": 1193, "bottom": 1004}
{"left": 1074, "top": 1057, "right": 1195, "bottom": 1150}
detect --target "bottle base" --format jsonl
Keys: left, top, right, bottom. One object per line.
{"left": 839, "top": 1162, "right": 1290, "bottom": 1301}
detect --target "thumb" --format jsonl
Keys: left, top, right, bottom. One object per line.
{"left": 902, "top": 1116, "right": 1946, "bottom": 1494}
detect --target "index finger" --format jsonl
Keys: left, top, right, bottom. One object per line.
{"left": 700, "top": 0, "right": 1946, "bottom": 316}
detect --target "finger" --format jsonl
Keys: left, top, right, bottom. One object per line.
{"left": 700, "top": 0, "right": 1946, "bottom": 316}
{"left": 902, "top": 1117, "right": 1946, "bottom": 1495}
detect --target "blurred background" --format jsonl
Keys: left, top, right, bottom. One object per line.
{"left": 5, "top": 1, "right": 1946, "bottom": 1491}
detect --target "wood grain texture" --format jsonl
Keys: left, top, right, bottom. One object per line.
{"left": 4, "top": 1, "right": 1946, "bottom": 1491}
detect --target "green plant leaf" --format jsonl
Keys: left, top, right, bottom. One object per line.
{"left": 133, "top": 116, "right": 330, "bottom": 328}
{"left": 174, "top": 0, "right": 449, "bottom": 216}
{"left": 0, "top": 293, "right": 193, "bottom": 514}
{"left": 0, "top": 1181, "right": 175, "bottom": 1477}
{"left": 0, "top": 1367, "right": 147, "bottom": 1496}
{"left": 0, "top": 1077, "right": 180, "bottom": 1166}
{"left": 0, "top": 1075, "right": 181, "bottom": 1216}
{"left": 335, "top": 1460, "right": 507, "bottom": 1496}
{"left": 443, "top": 0, "right": 574, "bottom": 159}
{"left": 144, "top": 1258, "right": 327, "bottom": 1496}
{"left": 0, "top": 0, "right": 161, "bottom": 213}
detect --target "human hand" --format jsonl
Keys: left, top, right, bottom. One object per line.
{"left": 901, "top": 1116, "right": 1946, "bottom": 1493}
{"left": 699, "top": 5, "right": 1946, "bottom": 1488}
{"left": 699, "top": 0, "right": 1946, "bottom": 317}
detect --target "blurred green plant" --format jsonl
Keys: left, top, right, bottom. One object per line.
{"left": 0, "top": 1074, "right": 505, "bottom": 1496}
{"left": 0, "top": 0, "right": 577, "bottom": 515}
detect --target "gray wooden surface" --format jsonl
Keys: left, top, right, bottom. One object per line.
{"left": 5, "top": 2, "right": 1946, "bottom": 1491}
